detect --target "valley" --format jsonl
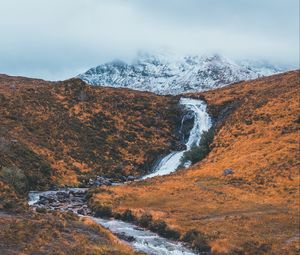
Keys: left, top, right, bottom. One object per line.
{"left": 88, "top": 70, "right": 300, "bottom": 254}
{"left": 0, "top": 70, "right": 299, "bottom": 254}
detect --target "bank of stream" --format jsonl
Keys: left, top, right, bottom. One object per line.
{"left": 28, "top": 97, "right": 212, "bottom": 255}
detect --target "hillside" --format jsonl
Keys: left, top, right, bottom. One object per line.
{"left": 0, "top": 74, "right": 180, "bottom": 255}
{"left": 79, "top": 53, "right": 280, "bottom": 95}
{"left": 0, "top": 74, "right": 180, "bottom": 190}
{"left": 88, "top": 70, "right": 300, "bottom": 254}
{"left": 0, "top": 211, "right": 139, "bottom": 255}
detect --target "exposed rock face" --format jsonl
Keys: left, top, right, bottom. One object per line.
{"left": 79, "top": 53, "right": 281, "bottom": 95}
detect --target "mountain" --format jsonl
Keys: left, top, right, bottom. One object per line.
{"left": 78, "top": 53, "right": 282, "bottom": 95}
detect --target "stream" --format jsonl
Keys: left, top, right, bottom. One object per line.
{"left": 28, "top": 98, "right": 211, "bottom": 255}
{"left": 143, "top": 98, "right": 211, "bottom": 179}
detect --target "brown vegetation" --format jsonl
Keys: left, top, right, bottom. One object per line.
{"left": 0, "top": 211, "right": 139, "bottom": 255}
{"left": 89, "top": 70, "right": 300, "bottom": 254}
{"left": 0, "top": 74, "right": 181, "bottom": 254}
{"left": 0, "top": 74, "right": 180, "bottom": 189}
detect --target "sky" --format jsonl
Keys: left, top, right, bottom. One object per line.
{"left": 0, "top": 0, "right": 299, "bottom": 80}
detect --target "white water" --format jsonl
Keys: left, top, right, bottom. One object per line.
{"left": 143, "top": 98, "right": 211, "bottom": 179}
{"left": 28, "top": 97, "right": 212, "bottom": 255}
{"left": 28, "top": 190, "right": 197, "bottom": 255}
{"left": 94, "top": 218, "right": 196, "bottom": 255}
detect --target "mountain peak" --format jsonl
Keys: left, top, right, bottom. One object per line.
{"left": 79, "top": 53, "right": 282, "bottom": 95}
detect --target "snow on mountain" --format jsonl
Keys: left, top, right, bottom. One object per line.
{"left": 78, "top": 53, "right": 282, "bottom": 95}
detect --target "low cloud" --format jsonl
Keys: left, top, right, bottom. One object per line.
{"left": 0, "top": 0, "right": 298, "bottom": 80}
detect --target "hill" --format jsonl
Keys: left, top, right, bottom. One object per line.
{"left": 0, "top": 74, "right": 178, "bottom": 255}
{"left": 88, "top": 70, "right": 300, "bottom": 254}
{"left": 0, "top": 74, "right": 180, "bottom": 191}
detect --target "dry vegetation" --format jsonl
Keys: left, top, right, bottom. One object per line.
{"left": 0, "top": 74, "right": 181, "bottom": 255}
{"left": 89, "top": 70, "right": 300, "bottom": 254}
{"left": 0, "top": 211, "right": 139, "bottom": 255}
{"left": 0, "top": 74, "right": 180, "bottom": 189}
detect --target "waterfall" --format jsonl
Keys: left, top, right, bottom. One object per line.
{"left": 143, "top": 97, "right": 211, "bottom": 179}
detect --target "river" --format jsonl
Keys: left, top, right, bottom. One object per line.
{"left": 28, "top": 97, "right": 211, "bottom": 255}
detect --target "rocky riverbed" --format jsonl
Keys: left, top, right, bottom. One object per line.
{"left": 29, "top": 189, "right": 198, "bottom": 255}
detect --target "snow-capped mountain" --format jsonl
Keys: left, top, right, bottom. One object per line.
{"left": 78, "top": 53, "right": 282, "bottom": 95}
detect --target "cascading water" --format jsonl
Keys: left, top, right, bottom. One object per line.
{"left": 143, "top": 97, "right": 212, "bottom": 179}
{"left": 28, "top": 97, "right": 212, "bottom": 255}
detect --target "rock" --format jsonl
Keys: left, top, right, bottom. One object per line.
{"left": 95, "top": 176, "right": 112, "bottom": 186}
{"left": 57, "top": 191, "right": 70, "bottom": 202}
{"left": 183, "top": 160, "right": 192, "bottom": 168}
{"left": 70, "top": 190, "right": 87, "bottom": 197}
{"left": 116, "top": 232, "right": 136, "bottom": 242}
{"left": 127, "top": 175, "right": 135, "bottom": 182}
{"left": 94, "top": 180, "right": 101, "bottom": 186}
{"left": 224, "top": 169, "right": 234, "bottom": 176}
{"left": 120, "top": 176, "right": 127, "bottom": 182}
{"left": 77, "top": 208, "right": 86, "bottom": 215}
{"left": 38, "top": 195, "right": 56, "bottom": 205}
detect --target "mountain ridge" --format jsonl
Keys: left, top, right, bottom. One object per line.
{"left": 79, "top": 53, "right": 283, "bottom": 95}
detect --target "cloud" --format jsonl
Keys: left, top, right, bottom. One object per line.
{"left": 0, "top": 0, "right": 298, "bottom": 80}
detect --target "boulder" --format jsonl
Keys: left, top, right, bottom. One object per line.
{"left": 127, "top": 175, "right": 135, "bottom": 182}
{"left": 38, "top": 195, "right": 56, "bottom": 205}
{"left": 224, "top": 168, "right": 234, "bottom": 176}
{"left": 70, "top": 190, "right": 87, "bottom": 197}
{"left": 57, "top": 191, "right": 70, "bottom": 202}
{"left": 95, "top": 176, "right": 112, "bottom": 186}
{"left": 77, "top": 208, "right": 86, "bottom": 215}
{"left": 116, "top": 232, "right": 136, "bottom": 242}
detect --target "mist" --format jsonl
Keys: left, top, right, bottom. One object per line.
{"left": 0, "top": 0, "right": 298, "bottom": 80}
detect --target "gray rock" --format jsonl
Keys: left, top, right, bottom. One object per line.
{"left": 77, "top": 208, "right": 86, "bottom": 215}
{"left": 116, "top": 232, "right": 136, "bottom": 242}
{"left": 127, "top": 175, "right": 135, "bottom": 181}
{"left": 224, "top": 169, "right": 234, "bottom": 176}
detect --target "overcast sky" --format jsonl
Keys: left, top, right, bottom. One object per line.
{"left": 0, "top": 0, "right": 299, "bottom": 80}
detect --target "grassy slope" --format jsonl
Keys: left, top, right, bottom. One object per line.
{"left": 0, "top": 74, "right": 180, "bottom": 188}
{"left": 0, "top": 211, "right": 139, "bottom": 255}
{"left": 0, "top": 74, "right": 180, "bottom": 255}
{"left": 89, "top": 70, "right": 300, "bottom": 254}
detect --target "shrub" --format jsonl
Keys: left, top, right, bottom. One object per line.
{"left": 164, "top": 227, "right": 181, "bottom": 240}
{"left": 121, "top": 209, "right": 136, "bottom": 222}
{"left": 138, "top": 213, "right": 153, "bottom": 228}
{"left": 182, "top": 229, "right": 211, "bottom": 253}
{"left": 113, "top": 212, "right": 122, "bottom": 220}
{"left": 0, "top": 137, "right": 11, "bottom": 153}
{"left": 0, "top": 166, "right": 28, "bottom": 194}
{"left": 182, "top": 145, "right": 210, "bottom": 165}
{"left": 149, "top": 220, "right": 167, "bottom": 234}
{"left": 230, "top": 241, "right": 271, "bottom": 255}
{"left": 36, "top": 207, "right": 47, "bottom": 214}
{"left": 149, "top": 220, "right": 180, "bottom": 240}
{"left": 93, "top": 204, "right": 112, "bottom": 218}
{"left": 3, "top": 201, "right": 13, "bottom": 210}
{"left": 180, "top": 128, "right": 214, "bottom": 166}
